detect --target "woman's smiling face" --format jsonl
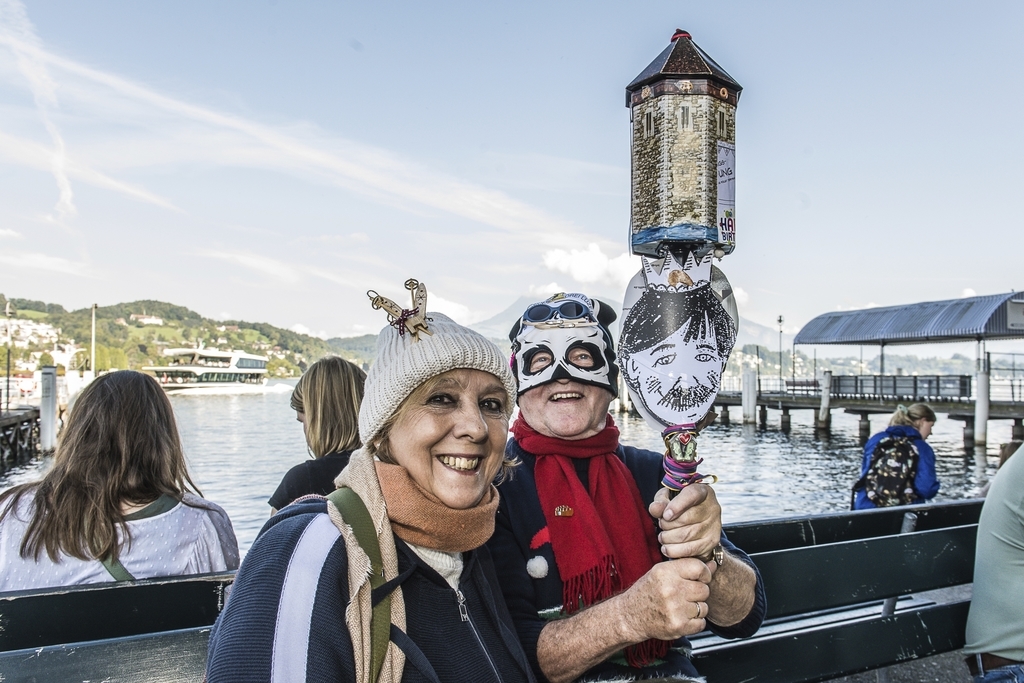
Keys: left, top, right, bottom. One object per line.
{"left": 385, "top": 369, "right": 509, "bottom": 510}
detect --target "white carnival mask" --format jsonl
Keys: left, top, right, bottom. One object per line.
{"left": 510, "top": 293, "right": 619, "bottom": 397}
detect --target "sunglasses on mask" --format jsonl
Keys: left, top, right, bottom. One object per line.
{"left": 523, "top": 300, "right": 595, "bottom": 324}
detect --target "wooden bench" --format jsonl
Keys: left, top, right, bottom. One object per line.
{"left": 0, "top": 501, "right": 981, "bottom": 683}
{"left": 0, "top": 571, "right": 234, "bottom": 682}
{"left": 692, "top": 499, "right": 982, "bottom": 682}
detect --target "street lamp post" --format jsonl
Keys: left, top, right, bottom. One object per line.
{"left": 90, "top": 303, "right": 97, "bottom": 378}
{"left": 777, "top": 315, "right": 785, "bottom": 393}
{"left": 4, "top": 301, "right": 14, "bottom": 413}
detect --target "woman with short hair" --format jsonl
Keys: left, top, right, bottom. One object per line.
{"left": 269, "top": 356, "right": 366, "bottom": 512}
{"left": 207, "top": 282, "right": 535, "bottom": 683}
{"left": 0, "top": 371, "right": 238, "bottom": 591}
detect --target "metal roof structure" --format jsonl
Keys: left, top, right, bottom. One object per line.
{"left": 794, "top": 292, "right": 1024, "bottom": 346}
{"left": 626, "top": 30, "right": 742, "bottom": 100}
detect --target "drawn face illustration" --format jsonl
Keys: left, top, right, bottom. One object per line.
{"left": 625, "top": 315, "right": 724, "bottom": 426}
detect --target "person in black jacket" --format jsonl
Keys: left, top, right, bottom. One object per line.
{"left": 208, "top": 283, "right": 535, "bottom": 683}
{"left": 486, "top": 292, "right": 765, "bottom": 683}
{"left": 269, "top": 356, "right": 365, "bottom": 512}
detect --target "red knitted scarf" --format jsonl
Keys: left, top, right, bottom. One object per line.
{"left": 511, "top": 415, "right": 669, "bottom": 667}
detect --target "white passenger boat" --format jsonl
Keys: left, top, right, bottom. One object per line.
{"left": 144, "top": 349, "right": 269, "bottom": 394}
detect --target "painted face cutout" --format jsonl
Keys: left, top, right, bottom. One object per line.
{"left": 515, "top": 323, "right": 612, "bottom": 395}
{"left": 624, "top": 315, "right": 724, "bottom": 426}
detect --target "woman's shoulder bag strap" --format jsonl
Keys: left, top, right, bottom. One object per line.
{"left": 327, "top": 487, "right": 391, "bottom": 683}
{"left": 100, "top": 555, "right": 136, "bottom": 582}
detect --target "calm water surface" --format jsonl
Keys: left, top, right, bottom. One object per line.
{"left": 1, "top": 381, "right": 1006, "bottom": 555}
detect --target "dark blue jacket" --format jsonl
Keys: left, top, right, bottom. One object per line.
{"left": 207, "top": 498, "right": 535, "bottom": 683}
{"left": 487, "top": 439, "right": 766, "bottom": 682}
{"left": 854, "top": 425, "right": 940, "bottom": 510}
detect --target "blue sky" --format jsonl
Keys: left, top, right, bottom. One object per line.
{"left": 2, "top": 0, "right": 1022, "bottom": 353}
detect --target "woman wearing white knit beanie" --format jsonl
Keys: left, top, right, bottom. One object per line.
{"left": 208, "top": 280, "right": 536, "bottom": 683}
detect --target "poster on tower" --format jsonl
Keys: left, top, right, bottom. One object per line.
{"left": 717, "top": 141, "right": 736, "bottom": 246}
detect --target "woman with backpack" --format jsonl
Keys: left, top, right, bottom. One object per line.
{"left": 207, "top": 281, "right": 536, "bottom": 683}
{"left": 0, "top": 371, "right": 239, "bottom": 591}
{"left": 852, "top": 403, "right": 940, "bottom": 510}
{"left": 269, "top": 356, "right": 366, "bottom": 513}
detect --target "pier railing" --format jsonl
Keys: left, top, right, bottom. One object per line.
{"left": 721, "top": 374, "right": 1008, "bottom": 402}
{"left": 1, "top": 408, "right": 40, "bottom": 470}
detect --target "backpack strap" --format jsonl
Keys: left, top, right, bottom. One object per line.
{"left": 851, "top": 437, "right": 892, "bottom": 510}
{"left": 100, "top": 555, "right": 136, "bottom": 582}
{"left": 327, "top": 487, "right": 391, "bottom": 683}
{"left": 100, "top": 494, "right": 181, "bottom": 581}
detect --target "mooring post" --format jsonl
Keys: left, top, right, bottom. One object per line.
{"left": 876, "top": 512, "right": 919, "bottom": 683}
{"left": 758, "top": 404, "right": 767, "bottom": 429}
{"left": 816, "top": 370, "right": 832, "bottom": 431}
{"left": 780, "top": 407, "right": 791, "bottom": 432}
{"left": 858, "top": 413, "right": 871, "bottom": 444}
{"left": 719, "top": 404, "right": 730, "bottom": 425}
{"left": 742, "top": 369, "right": 757, "bottom": 424}
{"left": 40, "top": 365, "right": 57, "bottom": 452}
{"left": 616, "top": 375, "right": 632, "bottom": 414}
{"left": 975, "top": 352, "right": 990, "bottom": 446}
{"left": 963, "top": 416, "right": 975, "bottom": 449}
{"left": 1013, "top": 418, "right": 1023, "bottom": 441}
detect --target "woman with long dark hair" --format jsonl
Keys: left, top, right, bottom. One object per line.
{"left": 0, "top": 371, "right": 238, "bottom": 591}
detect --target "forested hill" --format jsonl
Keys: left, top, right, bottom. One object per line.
{"left": 0, "top": 294, "right": 377, "bottom": 377}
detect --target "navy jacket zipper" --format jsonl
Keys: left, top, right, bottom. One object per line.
{"left": 456, "top": 588, "right": 505, "bottom": 683}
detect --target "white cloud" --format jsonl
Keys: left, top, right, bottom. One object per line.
{"left": 290, "top": 323, "right": 327, "bottom": 339}
{"left": 733, "top": 287, "right": 749, "bottom": 306}
{"left": 529, "top": 282, "right": 565, "bottom": 296}
{"left": 0, "top": 249, "right": 91, "bottom": 276}
{"left": 0, "top": 0, "right": 75, "bottom": 222}
{"left": 542, "top": 244, "right": 637, "bottom": 287}
{"left": 430, "top": 294, "right": 473, "bottom": 324}
{"left": 0, "top": 130, "right": 178, "bottom": 210}
{"left": 0, "top": 228, "right": 22, "bottom": 238}
{"left": 198, "top": 250, "right": 301, "bottom": 284}
{"left": 961, "top": 288, "right": 977, "bottom": 298}
{"left": 0, "top": 29, "right": 589, "bottom": 246}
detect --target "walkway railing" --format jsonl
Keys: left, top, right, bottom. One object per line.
{"left": 719, "top": 374, "right": 1024, "bottom": 403}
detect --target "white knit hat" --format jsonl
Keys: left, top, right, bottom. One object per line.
{"left": 359, "top": 311, "right": 516, "bottom": 446}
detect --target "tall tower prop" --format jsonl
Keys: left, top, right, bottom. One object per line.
{"left": 619, "top": 30, "right": 742, "bottom": 496}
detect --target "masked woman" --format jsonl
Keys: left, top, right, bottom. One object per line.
{"left": 207, "top": 286, "right": 535, "bottom": 683}
{"left": 270, "top": 356, "right": 366, "bottom": 513}
{"left": 0, "top": 371, "right": 238, "bottom": 591}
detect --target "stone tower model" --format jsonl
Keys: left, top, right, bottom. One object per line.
{"left": 626, "top": 30, "right": 742, "bottom": 258}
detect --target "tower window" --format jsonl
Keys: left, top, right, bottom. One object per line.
{"left": 643, "top": 111, "right": 655, "bottom": 138}
{"left": 677, "top": 106, "right": 690, "bottom": 131}
{"left": 717, "top": 111, "right": 727, "bottom": 137}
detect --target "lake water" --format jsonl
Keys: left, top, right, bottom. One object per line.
{"left": 1, "top": 381, "right": 1006, "bottom": 555}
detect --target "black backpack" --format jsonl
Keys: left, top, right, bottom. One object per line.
{"left": 851, "top": 436, "right": 919, "bottom": 509}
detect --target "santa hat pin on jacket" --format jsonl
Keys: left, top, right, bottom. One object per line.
{"left": 367, "top": 278, "right": 432, "bottom": 340}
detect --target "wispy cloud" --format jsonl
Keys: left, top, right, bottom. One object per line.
{"left": 0, "top": 249, "right": 92, "bottom": 276}
{"left": 0, "top": 228, "right": 22, "bottom": 238}
{"left": 0, "top": 130, "right": 178, "bottom": 210}
{"left": 0, "top": 28, "right": 592, "bottom": 247}
{"left": 198, "top": 250, "right": 302, "bottom": 284}
{"left": 0, "top": 0, "right": 75, "bottom": 222}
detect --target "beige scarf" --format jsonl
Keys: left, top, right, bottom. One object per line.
{"left": 375, "top": 461, "right": 499, "bottom": 552}
{"left": 331, "top": 448, "right": 407, "bottom": 683}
